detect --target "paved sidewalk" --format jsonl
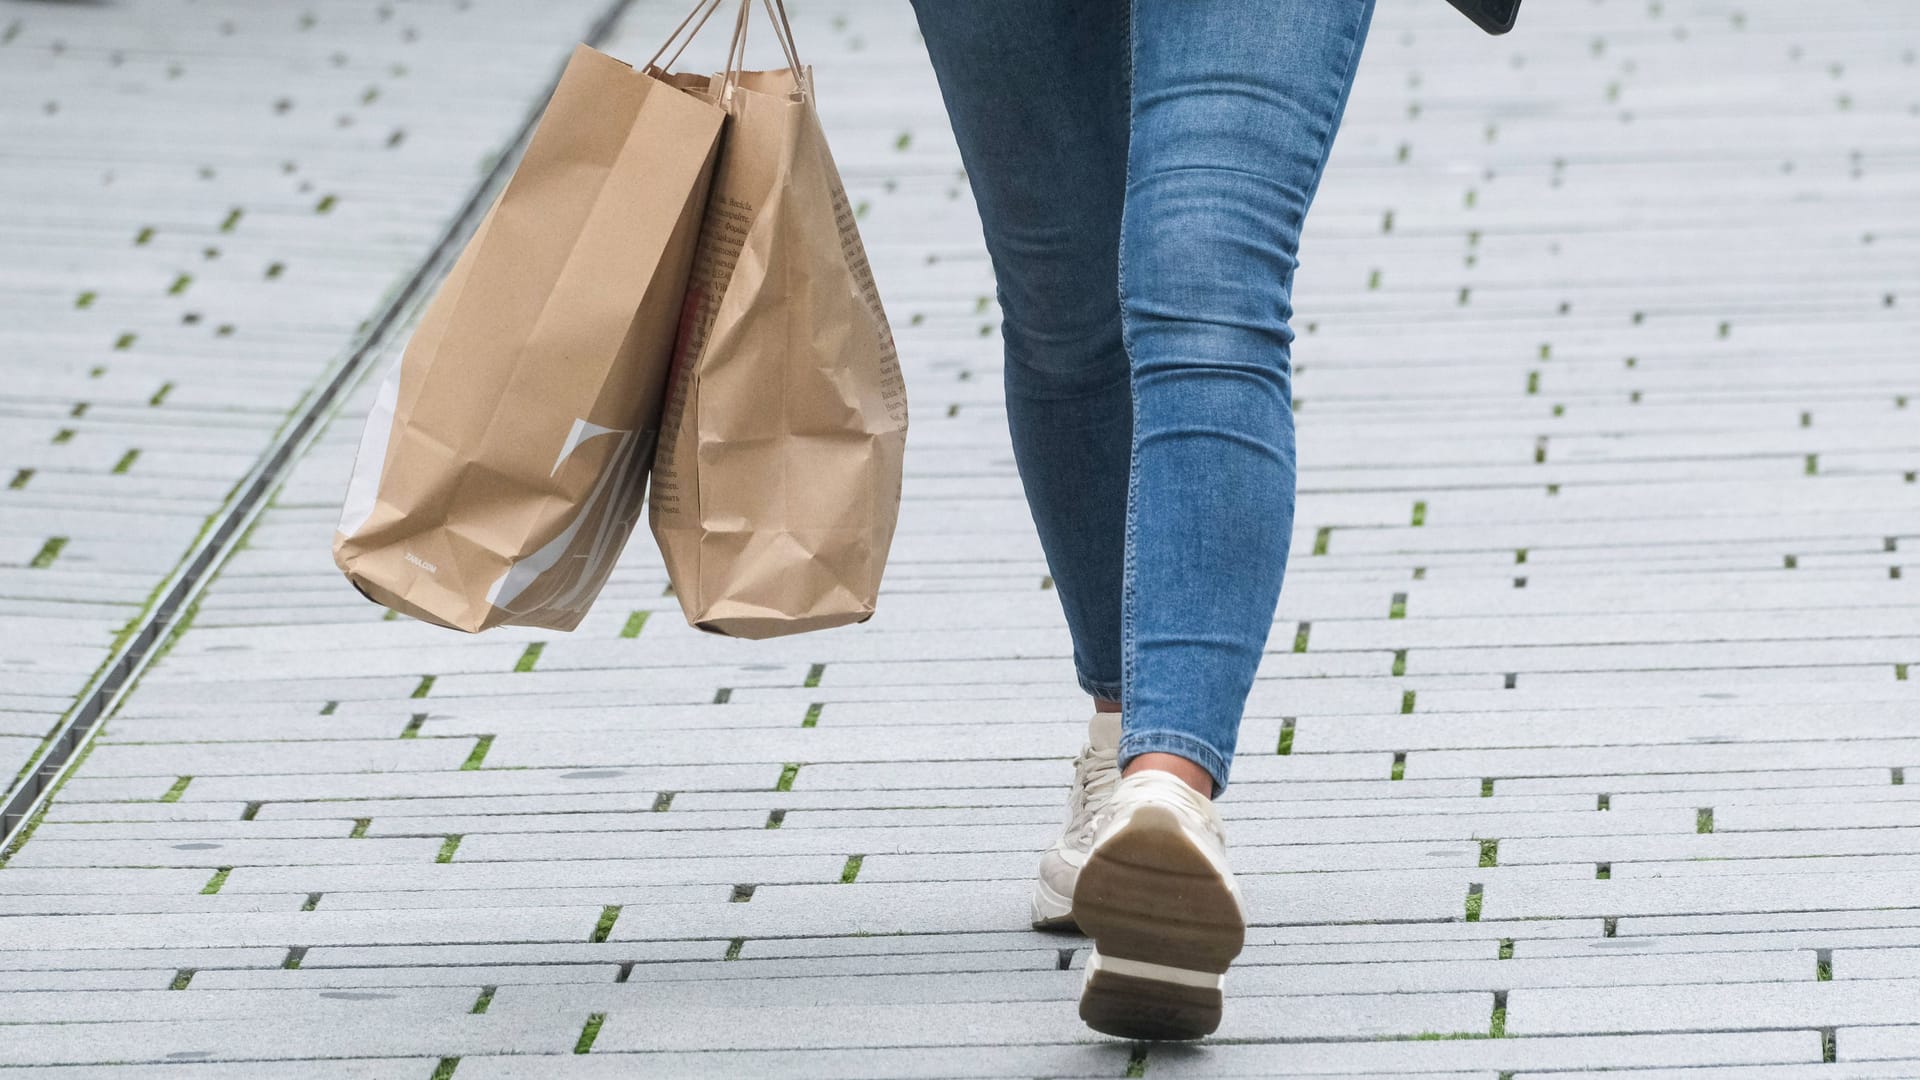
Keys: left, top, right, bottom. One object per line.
{"left": 4, "top": 0, "right": 1920, "bottom": 1076}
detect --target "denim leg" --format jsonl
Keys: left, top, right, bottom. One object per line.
{"left": 910, "top": 1, "right": 1132, "bottom": 702}
{"left": 1118, "top": 0, "right": 1376, "bottom": 792}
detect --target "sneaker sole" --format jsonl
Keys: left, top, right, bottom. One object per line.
{"left": 1071, "top": 803, "right": 1245, "bottom": 1040}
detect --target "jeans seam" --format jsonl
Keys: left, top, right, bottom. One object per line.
{"left": 1116, "top": 0, "right": 1140, "bottom": 732}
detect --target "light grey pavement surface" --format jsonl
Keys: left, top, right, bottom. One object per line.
{"left": 3, "top": 0, "right": 1920, "bottom": 1075}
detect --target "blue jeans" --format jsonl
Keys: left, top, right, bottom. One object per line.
{"left": 912, "top": 0, "right": 1374, "bottom": 793}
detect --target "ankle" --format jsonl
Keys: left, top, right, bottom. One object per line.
{"left": 1123, "top": 752, "right": 1215, "bottom": 798}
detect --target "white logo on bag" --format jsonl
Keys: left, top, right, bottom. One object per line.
{"left": 404, "top": 551, "right": 439, "bottom": 574}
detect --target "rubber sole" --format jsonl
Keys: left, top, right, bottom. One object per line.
{"left": 1071, "top": 803, "right": 1244, "bottom": 1040}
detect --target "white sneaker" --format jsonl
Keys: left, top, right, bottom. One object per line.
{"left": 1072, "top": 769, "right": 1246, "bottom": 1041}
{"left": 1029, "top": 711, "right": 1122, "bottom": 930}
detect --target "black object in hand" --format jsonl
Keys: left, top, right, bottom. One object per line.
{"left": 1446, "top": 0, "right": 1521, "bottom": 34}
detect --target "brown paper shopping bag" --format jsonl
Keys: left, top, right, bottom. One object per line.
{"left": 333, "top": 40, "right": 725, "bottom": 633}
{"left": 650, "top": 5, "right": 909, "bottom": 640}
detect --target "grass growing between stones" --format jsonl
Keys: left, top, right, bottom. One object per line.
{"left": 1276, "top": 719, "right": 1294, "bottom": 755}
{"left": 841, "top": 854, "right": 864, "bottom": 883}
{"left": 169, "top": 969, "right": 194, "bottom": 990}
{"left": 513, "top": 642, "right": 544, "bottom": 672}
{"left": 802, "top": 704, "right": 822, "bottom": 728}
{"left": 1125, "top": 1045, "right": 1149, "bottom": 1076}
{"left": 1465, "top": 884, "right": 1483, "bottom": 922}
{"left": 471, "top": 986, "right": 495, "bottom": 1014}
{"left": 1479, "top": 840, "right": 1499, "bottom": 867}
{"left": 160, "top": 776, "right": 192, "bottom": 802}
{"left": 29, "top": 536, "right": 68, "bottom": 569}
{"left": 200, "top": 867, "right": 231, "bottom": 894}
{"left": 436, "top": 835, "right": 462, "bottom": 863}
{"left": 431, "top": 1058, "right": 459, "bottom": 1080}
{"left": 460, "top": 735, "right": 493, "bottom": 770}
{"left": 620, "top": 611, "right": 649, "bottom": 637}
{"left": 590, "top": 905, "right": 621, "bottom": 944}
{"left": 776, "top": 764, "right": 800, "bottom": 792}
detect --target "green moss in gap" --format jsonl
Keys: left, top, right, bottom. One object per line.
{"left": 573, "top": 1014, "right": 605, "bottom": 1054}
{"left": 1276, "top": 718, "right": 1294, "bottom": 755}
{"left": 200, "top": 867, "right": 231, "bottom": 895}
{"left": 841, "top": 854, "right": 864, "bottom": 883}
{"left": 436, "top": 835, "right": 462, "bottom": 863}
{"left": 776, "top": 764, "right": 800, "bottom": 792}
{"left": 590, "top": 905, "right": 621, "bottom": 943}
{"left": 1479, "top": 839, "right": 1499, "bottom": 867}
{"left": 619, "top": 611, "right": 648, "bottom": 638}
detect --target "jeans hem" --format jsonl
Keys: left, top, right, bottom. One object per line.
{"left": 1119, "top": 729, "right": 1231, "bottom": 797}
{"left": 1077, "top": 670, "right": 1124, "bottom": 703}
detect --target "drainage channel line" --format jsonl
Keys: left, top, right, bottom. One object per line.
{"left": 0, "top": 0, "right": 640, "bottom": 846}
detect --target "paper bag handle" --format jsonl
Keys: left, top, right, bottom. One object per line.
{"left": 645, "top": 0, "right": 727, "bottom": 75}
{"left": 646, "top": 0, "right": 810, "bottom": 102}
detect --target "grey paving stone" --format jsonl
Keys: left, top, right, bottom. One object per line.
{"left": 0, "top": 985, "right": 481, "bottom": 1024}
{"left": 0, "top": 947, "right": 287, "bottom": 973}
{"left": 1519, "top": 1066, "right": 1920, "bottom": 1080}
{"left": 0, "top": 1015, "right": 578, "bottom": 1067}
{"left": 505, "top": 991, "right": 1491, "bottom": 1050}
{"left": 452, "top": 1046, "right": 1134, "bottom": 1080}
{"left": 0, "top": 970, "right": 178, "bottom": 992}
{"left": 217, "top": 855, "right": 846, "bottom": 894}
{"left": 4, "top": 836, "right": 446, "bottom": 869}
{"left": 0, "top": 893, "right": 310, "bottom": 916}
{"left": 12, "top": 1062, "right": 436, "bottom": 1080}
{"left": 1839, "top": 1025, "right": 1920, "bottom": 1062}
{"left": 1509, "top": 979, "right": 1920, "bottom": 1036}
{"left": 188, "top": 964, "right": 627, "bottom": 990}
{"left": 1143, "top": 1032, "right": 1822, "bottom": 1076}
{"left": 0, "top": 907, "right": 605, "bottom": 952}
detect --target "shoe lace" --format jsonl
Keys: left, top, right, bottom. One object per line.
{"left": 1064, "top": 741, "right": 1121, "bottom": 845}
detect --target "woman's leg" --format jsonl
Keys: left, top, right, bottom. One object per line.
{"left": 1119, "top": 0, "right": 1376, "bottom": 795}
{"left": 908, "top": 1, "right": 1132, "bottom": 708}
